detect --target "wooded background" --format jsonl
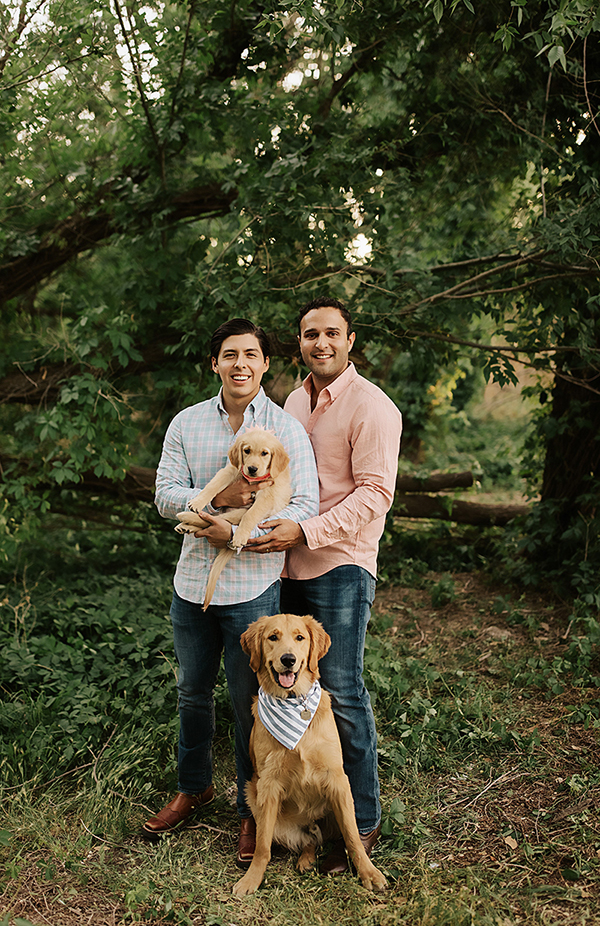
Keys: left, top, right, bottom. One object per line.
{"left": 1, "top": 0, "right": 599, "bottom": 599}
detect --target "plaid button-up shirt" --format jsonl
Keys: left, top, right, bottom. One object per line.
{"left": 155, "top": 387, "right": 319, "bottom": 605}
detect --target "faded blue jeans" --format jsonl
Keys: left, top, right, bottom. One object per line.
{"left": 280, "top": 565, "right": 380, "bottom": 833}
{"left": 170, "top": 581, "right": 280, "bottom": 817}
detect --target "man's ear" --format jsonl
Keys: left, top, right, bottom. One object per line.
{"left": 348, "top": 332, "right": 356, "bottom": 351}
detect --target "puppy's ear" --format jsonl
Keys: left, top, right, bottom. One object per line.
{"left": 269, "top": 442, "right": 289, "bottom": 479}
{"left": 241, "top": 619, "right": 264, "bottom": 673}
{"left": 306, "top": 616, "right": 331, "bottom": 674}
{"left": 228, "top": 438, "right": 243, "bottom": 470}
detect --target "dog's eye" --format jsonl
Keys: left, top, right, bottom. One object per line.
{"left": 295, "top": 634, "right": 305, "bottom": 641}
{"left": 268, "top": 633, "right": 279, "bottom": 641}
{"left": 243, "top": 447, "right": 251, "bottom": 455}
{"left": 261, "top": 450, "right": 269, "bottom": 456}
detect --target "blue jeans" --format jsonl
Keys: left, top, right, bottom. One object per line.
{"left": 170, "top": 582, "right": 280, "bottom": 817}
{"left": 280, "top": 565, "right": 380, "bottom": 833}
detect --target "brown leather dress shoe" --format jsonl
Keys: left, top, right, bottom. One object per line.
{"left": 142, "top": 786, "right": 214, "bottom": 840}
{"left": 320, "top": 822, "right": 381, "bottom": 876}
{"left": 236, "top": 816, "right": 256, "bottom": 870}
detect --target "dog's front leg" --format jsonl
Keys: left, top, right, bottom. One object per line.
{"left": 187, "top": 463, "right": 239, "bottom": 515}
{"left": 232, "top": 779, "right": 283, "bottom": 897}
{"left": 327, "top": 775, "right": 388, "bottom": 892}
{"left": 229, "top": 491, "right": 278, "bottom": 550}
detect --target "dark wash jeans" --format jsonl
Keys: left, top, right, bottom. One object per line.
{"left": 281, "top": 564, "right": 380, "bottom": 833}
{"left": 170, "top": 581, "right": 280, "bottom": 817}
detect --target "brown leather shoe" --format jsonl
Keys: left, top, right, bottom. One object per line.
{"left": 236, "top": 816, "right": 256, "bottom": 870}
{"left": 142, "top": 786, "right": 214, "bottom": 840}
{"left": 320, "top": 822, "right": 381, "bottom": 876}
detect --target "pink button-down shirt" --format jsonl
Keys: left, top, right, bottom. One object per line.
{"left": 284, "top": 363, "right": 402, "bottom": 580}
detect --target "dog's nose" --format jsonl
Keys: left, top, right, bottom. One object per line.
{"left": 247, "top": 465, "right": 258, "bottom": 476}
{"left": 280, "top": 653, "right": 296, "bottom": 669}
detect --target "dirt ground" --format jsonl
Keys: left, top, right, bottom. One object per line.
{"left": 374, "top": 573, "right": 600, "bottom": 884}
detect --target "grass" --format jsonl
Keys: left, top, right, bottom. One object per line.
{"left": 2, "top": 523, "right": 600, "bottom": 926}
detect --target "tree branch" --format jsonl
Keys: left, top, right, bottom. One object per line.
{"left": 0, "top": 0, "right": 46, "bottom": 78}
{"left": 318, "top": 39, "right": 384, "bottom": 120}
{"left": 0, "top": 182, "right": 237, "bottom": 304}
{"left": 112, "top": 0, "right": 164, "bottom": 182}
{"left": 583, "top": 35, "right": 600, "bottom": 140}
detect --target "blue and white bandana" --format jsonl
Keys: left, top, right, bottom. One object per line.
{"left": 257, "top": 680, "right": 322, "bottom": 750}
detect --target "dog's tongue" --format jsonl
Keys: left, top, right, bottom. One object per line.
{"left": 279, "top": 671, "right": 295, "bottom": 689}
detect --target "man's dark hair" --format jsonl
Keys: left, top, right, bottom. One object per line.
{"left": 297, "top": 296, "right": 353, "bottom": 336}
{"left": 210, "top": 318, "right": 271, "bottom": 361}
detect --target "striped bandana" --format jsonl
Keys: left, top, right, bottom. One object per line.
{"left": 257, "top": 680, "right": 322, "bottom": 750}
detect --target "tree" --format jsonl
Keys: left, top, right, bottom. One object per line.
{"left": 1, "top": 0, "right": 599, "bottom": 592}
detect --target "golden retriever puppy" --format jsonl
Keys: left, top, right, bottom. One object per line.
{"left": 175, "top": 429, "right": 291, "bottom": 609}
{"left": 233, "top": 613, "right": 388, "bottom": 896}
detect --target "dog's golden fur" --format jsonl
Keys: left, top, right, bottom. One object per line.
{"left": 233, "top": 613, "right": 387, "bottom": 896}
{"left": 175, "top": 429, "right": 291, "bottom": 609}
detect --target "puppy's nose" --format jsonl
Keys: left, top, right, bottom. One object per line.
{"left": 280, "top": 653, "right": 296, "bottom": 669}
{"left": 247, "top": 465, "right": 258, "bottom": 476}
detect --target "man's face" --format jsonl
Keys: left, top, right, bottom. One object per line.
{"left": 298, "top": 306, "right": 355, "bottom": 386}
{"left": 212, "top": 334, "right": 269, "bottom": 403}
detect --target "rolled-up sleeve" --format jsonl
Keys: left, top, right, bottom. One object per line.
{"left": 300, "top": 401, "right": 401, "bottom": 549}
{"left": 155, "top": 414, "right": 198, "bottom": 519}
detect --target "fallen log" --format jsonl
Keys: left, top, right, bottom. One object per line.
{"left": 396, "top": 471, "right": 473, "bottom": 492}
{"left": 394, "top": 493, "right": 529, "bottom": 526}
{"left": 1, "top": 458, "right": 530, "bottom": 526}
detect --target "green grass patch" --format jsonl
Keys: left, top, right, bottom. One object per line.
{"left": 2, "top": 527, "right": 600, "bottom": 925}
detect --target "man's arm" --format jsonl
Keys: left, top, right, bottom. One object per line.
{"left": 249, "top": 398, "right": 401, "bottom": 553}
{"left": 244, "top": 416, "right": 318, "bottom": 553}
{"left": 155, "top": 412, "right": 235, "bottom": 540}
{"left": 302, "top": 403, "right": 401, "bottom": 548}
{"left": 155, "top": 413, "right": 199, "bottom": 518}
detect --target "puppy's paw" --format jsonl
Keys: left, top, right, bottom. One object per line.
{"left": 174, "top": 523, "right": 196, "bottom": 535}
{"left": 187, "top": 494, "right": 205, "bottom": 515}
{"left": 176, "top": 511, "right": 209, "bottom": 531}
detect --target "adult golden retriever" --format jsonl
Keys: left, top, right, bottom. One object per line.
{"left": 233, "top": 613, "right": 388, "bottom": 896}
{"left": 175, "top": 429, "right": 291, "bottom": 609}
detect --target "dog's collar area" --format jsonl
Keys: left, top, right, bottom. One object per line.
{"left": 243, "top": 471, "right": 271, "bottom": 483}
{"left": 257, "top": 680, "right": 322, "bottom": 750}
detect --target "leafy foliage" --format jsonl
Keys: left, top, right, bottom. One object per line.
{"left": 1, "top": 1, "right": 599, "bottom": 593}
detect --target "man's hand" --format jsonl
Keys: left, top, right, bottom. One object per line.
{"left": 245, "top": 519, "right": 306, "bottom": 553}
{"left": 193, "top": 512, "right": 233, "bottom": 548}
{"left": 212, "top": 474, "right": 273, "bottom": 508}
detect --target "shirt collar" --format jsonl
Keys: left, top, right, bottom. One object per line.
{"left": 216, "top": 386, "right": 267, "bottom": 425}
{"left": 301, "top": 361, "right": 357, "bottom": 402}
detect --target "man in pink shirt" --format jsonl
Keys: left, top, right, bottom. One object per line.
{"left": 247, "top": 296, "right": 402, "bottom": 873}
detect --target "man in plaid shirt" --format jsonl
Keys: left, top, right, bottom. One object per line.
{"left": 142, "top": 318, "right": 318, "bottom": 868}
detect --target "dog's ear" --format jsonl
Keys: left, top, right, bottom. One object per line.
{"left": 228, "top": 438, "right": 244, "bottom": 470}
{"left": 268, "top": 442, "right": 289, "bottom": 479}
{"left": 306, "top": 616, "right": 331, "bottom": 674}
{"left": 240, "top": 619, "right": 264, "bottom": 673}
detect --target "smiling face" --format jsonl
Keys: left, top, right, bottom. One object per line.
{"left": 298, "top": 306, "right": 356, "bottom": 389}
{"left": 212, "top": 334, "right": 269, "bottom": 407}
{"left": 241, "top": 613, "right": 331, "bottom": 699}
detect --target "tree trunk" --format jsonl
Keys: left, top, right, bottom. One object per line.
{"left": 541, "top": 373, "right": 600, "bottom": 512}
